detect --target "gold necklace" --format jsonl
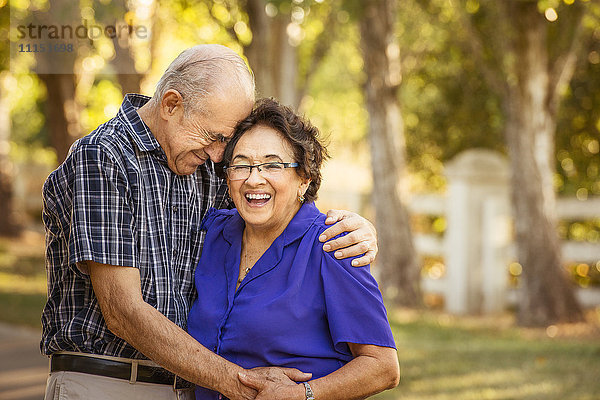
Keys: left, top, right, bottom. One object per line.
{"left": 238, "top": 231, "right": 251, "bottom": 285}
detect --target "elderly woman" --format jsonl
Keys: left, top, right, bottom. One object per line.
{"left": 187, "top": 98, "right": 399, "bottom": 400}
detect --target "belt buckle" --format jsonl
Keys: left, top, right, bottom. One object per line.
{"left": 173, "top": 375, "right": 193, "bottom": 391}
{"left": 129, "top": 361, "right": 139, "bottom": 384}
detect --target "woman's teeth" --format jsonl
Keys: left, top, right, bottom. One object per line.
{"left": 246, "top": 193, "right": 271, "bottom": 201}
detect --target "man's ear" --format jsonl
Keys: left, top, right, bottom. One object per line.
{"left": 160, "top": 90, "right": 183, "bottom": 120}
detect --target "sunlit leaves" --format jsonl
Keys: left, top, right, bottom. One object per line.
{"left": 556, "top": 18, "right": 600, "bottom": 196}
{"left": 80, "top": 79, "right": 122, "bottom": 133}
{"left": 2, "top": 0, "right": 599, "bottom": 202}
{"left": 3, "top": 73, "right": 45, "bottom": 147}
{"left": 396, "top": 0, "right": 504, "bottom": 190}
{"left": 465, "top": 0, "right": 479, "bottom": 14}
{"left": 302, "top": 23, "right": 366, "bottom": 145}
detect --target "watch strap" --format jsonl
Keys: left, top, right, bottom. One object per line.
{"left": 303, "top": 381, "right": 315, "bottom": 400}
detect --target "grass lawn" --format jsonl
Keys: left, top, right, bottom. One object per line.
{"left": 1, "top": 231, "right": 599, "bottom": 399}
{"left": 0, "top": 231, "right": 47, "bottom": 328}
{"left": 374, "top": 309, "right": 600, "bottom": 400}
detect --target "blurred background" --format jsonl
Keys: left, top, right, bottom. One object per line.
{"left": 0, "top": 0, "right": 599, "bottom": 399}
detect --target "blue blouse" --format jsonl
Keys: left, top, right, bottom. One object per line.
{"left": 187, "top": 202, "right": 396, "bottom": 399}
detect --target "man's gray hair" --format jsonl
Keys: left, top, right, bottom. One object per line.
{"left": 149, "top": 45, "right": 255, "bottom": 116}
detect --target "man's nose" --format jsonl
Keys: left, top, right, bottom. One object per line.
{"left": 205, "top": 141, "right": 226, "bottom": 163}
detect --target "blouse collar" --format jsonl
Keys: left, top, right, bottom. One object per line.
{"left": 223, "top": 202, "right": 322, "bottom": 247}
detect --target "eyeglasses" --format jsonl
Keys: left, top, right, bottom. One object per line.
{"left": 223, "top": 162, "right": 299, "bottom": 181}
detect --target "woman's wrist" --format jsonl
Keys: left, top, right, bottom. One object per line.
{"left": 295, "top": 382, "right": 309, "bottom": 400}
{"left": 302, "top": 381, "right": 316, "bottom": 400}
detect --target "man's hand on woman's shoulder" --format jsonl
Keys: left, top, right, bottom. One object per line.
{"left": 319, "top": 209, "right": 378, "bottom": 267}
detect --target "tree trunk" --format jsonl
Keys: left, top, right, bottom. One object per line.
{"left": 37, "top": 74, "right": 81, "bottom": 163}
{"left": 245, "top": 0, "right": 298, "bottom": 108}
{"left": 359, "top": 0, "right": 421, "bottom": 306}
{"left": 111, "top": 13, "right": 145, "bottom": 95}
{"left": 504, "top": 1, "right": 583, "bottom": 326}
{"left": 33, "top": 0, "right": 82, "bottom": 163}
{"left": 113, "top": 42, "right": 143, "bottom": 95}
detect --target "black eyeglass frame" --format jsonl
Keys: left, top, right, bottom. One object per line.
{"left": 223, "top": 162, "right": 299, "bottom": 181}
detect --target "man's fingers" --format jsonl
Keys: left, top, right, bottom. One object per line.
{"left": 238, "top": 371, "right": 265, "bottom": 391}
{"left": 323, "top": 209, "right": 347, "bottom": 225}
{"left": 327, "top": 231, "right": 369, "bottom": 254}
{"left": 319, "top": 218, "right": 360, "bottom": 245}
{"left": 331, "top": 241, "right": 371, "bottom": 260}
{"left": 349, "top": 249, "right": 377, "bottom": 267}
{"left": 319, "top": 209, "right": 378, "bottom": 266}
{"left": 281, "top": 368, "right": 312, "bottom": 382}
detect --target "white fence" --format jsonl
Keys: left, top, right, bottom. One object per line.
{"left": 410, "top": 149, "right": 600, "bottom": 314}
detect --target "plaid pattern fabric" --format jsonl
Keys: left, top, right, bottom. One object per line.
{"left": 41, "top": 94, "right": 231, "bottom": 358}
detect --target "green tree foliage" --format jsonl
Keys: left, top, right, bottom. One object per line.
{"left": 0, "top": 0, "right": 8, "bottom": 70}
{"left": 2, "top": 0, "right": 598, "bottom": 254}
{"left": 394, "top": 1, "right": 507, "bottom": 192}
{"left": 3, "top": 0, "right": 597, "bottom": 188}
{"left": 556, "top": 4, "right": 600, "bottom": 196}
{"left": 302, "top": 22, "right": 366, "bottom": 145}
{"left": 400, "top": 2, "right": 504, "bottom": 157}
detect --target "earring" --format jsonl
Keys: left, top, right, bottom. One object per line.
{"left": 298, "top": 193, "right": 305, "bottom": 203}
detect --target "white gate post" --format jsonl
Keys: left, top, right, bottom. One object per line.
{"left": 481, "top": 197, "right": 511, "bottom": 313}
{"left": 444, "top": 150, "right": 510, "bottom": 314}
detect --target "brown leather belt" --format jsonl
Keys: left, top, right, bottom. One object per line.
{"left": 50, "top": 353, "right": 194, "bottom": 389}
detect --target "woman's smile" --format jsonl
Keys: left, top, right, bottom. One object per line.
{"left": 244, "top": 191, "right": 272, "bottom": 207}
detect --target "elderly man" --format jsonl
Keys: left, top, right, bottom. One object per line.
{"left": 41, "top": 44, "right": 378, "bottom": 400}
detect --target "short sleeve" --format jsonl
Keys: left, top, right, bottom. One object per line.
{"left": 200, "top": 208, "right": 219, "bottom": 231}
{"left": 69, "top": 145, "right": 136, "bottom": 268}
{"left": 200, "top": 207, "right": 236, "bottom": 231}
{"left": 321, "top": 253, "right": 396, "bottom": 354}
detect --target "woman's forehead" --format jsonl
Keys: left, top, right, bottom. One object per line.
{"left": 233, "top": 125, "right": 294, "bottom": 159}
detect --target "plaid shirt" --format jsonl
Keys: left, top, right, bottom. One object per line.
{"left": 41, "top": 94, "right": 231, "bottom": 358}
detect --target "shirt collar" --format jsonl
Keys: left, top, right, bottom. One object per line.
{"left": 116, "top": 94, "right": 162, "bottom": 153}
{"left": 281, "top": 202, "right": 322, "bottom": 246}
{"left": 223, "top": 202, "right": 321, "bottom": 247}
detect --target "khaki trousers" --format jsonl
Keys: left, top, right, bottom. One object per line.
{"left": 44, "top": 371, "right": 195, "bottom": 400}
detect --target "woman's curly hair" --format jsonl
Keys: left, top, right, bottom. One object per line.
{"left": 222, "top": 98, "right": 329, "bottom": 203}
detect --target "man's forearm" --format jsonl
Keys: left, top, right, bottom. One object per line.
{"left": 87, "top": 261, "right": 254, "bottom": 400}
{"left": 108, "top": 300, "right": 251, "bottom": 398}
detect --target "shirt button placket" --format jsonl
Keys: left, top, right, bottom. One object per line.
{"left": 170, "top": 177, "right": 182, "bottom": 261}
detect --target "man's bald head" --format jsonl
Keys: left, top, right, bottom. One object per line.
{"left": 149, "top": 44, "right": 255, "bottom": 116}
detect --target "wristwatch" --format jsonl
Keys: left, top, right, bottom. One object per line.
{"left": 303, "top": 381, "right": 315, "bottom": 400}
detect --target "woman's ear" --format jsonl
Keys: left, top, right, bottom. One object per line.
{"left": 226, "top": 179, "right": 232, "bottom": 199}
{"left": 299, "top": 179, "right": 312, "bottom": 197}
